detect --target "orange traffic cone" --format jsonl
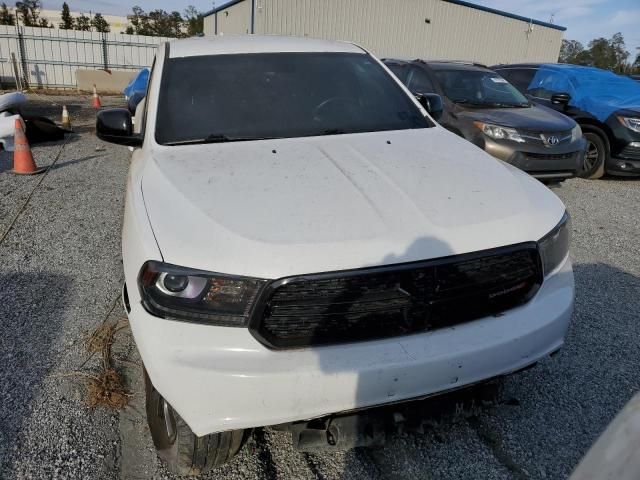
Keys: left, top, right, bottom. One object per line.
{"left": 12, "top": 119, "right": 45, "bottom": 175}
{"left": 61, "top": 105, "right": 71, "bottom": 130}
{"left": 92, "top": 84, "right": 101, "bottom": 109}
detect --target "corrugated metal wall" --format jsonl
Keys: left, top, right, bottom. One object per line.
{"left": 203, "top": 14, "right": 216, "bottom": 36}
{"left": 239, "top": 0, "right": 561, "bottom": 64}
{"left": 0, "top": 25, "right": 165, "bottom": 89}
{"left": 216, "top": 0, "right": 253, "bottom": 35}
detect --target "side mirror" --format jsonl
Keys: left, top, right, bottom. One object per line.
{"left": 550, "top": 92, "right": 571, "bottom": 106}
{"left": 96, "top": 108, "right": 143, "bottom": 147}
{"left": 416, "top": 93, "right": 443, "bottom": 121}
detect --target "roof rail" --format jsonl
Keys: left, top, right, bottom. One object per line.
{"left": 415, "top": 59, "right": 489, "bottom": 69}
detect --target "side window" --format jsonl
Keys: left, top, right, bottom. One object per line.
{"left": 527, "top": 68, "right": 573, "bottom": 100}
{"left": 386, "top": 63, "right": 408, "bottom": 83}
{"left": 406, "top": 67, "right": 436, "bottom": 94}
{"left": 497, "top": 68, "right": 536, "bottom": 93}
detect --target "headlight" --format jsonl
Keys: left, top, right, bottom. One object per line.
{"left": 138, "top": 261, "right": 267, "bottom": 326}
{"left": 617, "top": 116, "right": 640, "bottom": 133}
{"left": 538, "top": 212, "right": 571, "bottom": 276}
{"left": 474, "top": 121, "right": 525, "bottom": 143}
{"left": 570, "top": 124, "right": 582, "bottom": 142}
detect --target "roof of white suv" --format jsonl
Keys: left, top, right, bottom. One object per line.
{"left": 168, "top": 35, "right": 365, "bottom": 58}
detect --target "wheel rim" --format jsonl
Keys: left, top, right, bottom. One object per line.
{"left": 584, "top": 140, "right": 599, "bottom": 171}
{"left": 157, "top": 396, "right": 177, "bottom": 444}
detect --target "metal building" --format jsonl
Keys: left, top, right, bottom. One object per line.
{"left": 202, "top": 0, "right": 565, "bottom": 65}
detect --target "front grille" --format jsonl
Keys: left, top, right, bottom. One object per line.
{"left": 525, "top": 151, "right": 577, "bottom": 160}
{"left": 519, "top": 130, "right": 572, "bottom": 146}
{"left": 250, "top": 244, "right": 542, "bottom": 349}
{"left": 619, "top": 145, "right": 640, "bottom": 161}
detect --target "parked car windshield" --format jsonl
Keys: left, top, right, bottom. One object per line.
{"left": 433, "top": 69, "right": 530, "bottom": 108}
{"left": 156, "top": 52, "right": 432, "bottom": 145}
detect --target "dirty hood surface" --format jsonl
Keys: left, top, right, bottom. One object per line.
{"left": 141, "top": 128, "right": 565, "bottom": 279}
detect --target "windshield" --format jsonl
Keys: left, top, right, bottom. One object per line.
{"left": 433, "top": 69, "right": 529, "bottom": 107}
{"left": 156, "top": 52, "right": 432, "bottom": 145}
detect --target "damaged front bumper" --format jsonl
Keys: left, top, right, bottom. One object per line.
{"left": 125, "top": 258, "right": 574, "bottom": 437}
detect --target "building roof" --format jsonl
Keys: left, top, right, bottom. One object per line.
{"left": 202, "top": 0, "right": 566, "bottom": 32}
{"left": 167, "top": 35, "right": 365, "bottom": 58}
{"left": 202, "top": 0, "right": 245, "bottom": 17}
{"left": 442, "top": 0, "right": 565, "bottom": 31}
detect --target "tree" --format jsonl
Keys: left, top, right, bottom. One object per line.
{"left": 15, "top": 0, "right": 44, "bottom": 27}
{"left": 587, "top": 33, "right": 629, "bottom": 72}
{"left": 184, "top": 5, "right": 203, "bottom": 36}
{"left": 91, "top": 12, "right": 110, "bottom": 32}
{"left": 75, "top": 13, "right": 90, "bottom": 31}
{"left": 559, "top": 40, "right": 584, "bottom": 63}
{"left": 0, "top": 2, "right": 15, "bottom": 25}
{"left": 126, "top": 6, "right": 151, "bottom": 35}
{"left": 560, "top": 33, "right": 633, "bottom": 73}
{"left": 59, "top": 2, "right": 73, "bottom": 29}
{"left": 609, "top": 32, "right": 629, "bottom": 72}
{"left": 126, "top": 6, "right": 185, "bottom": 37}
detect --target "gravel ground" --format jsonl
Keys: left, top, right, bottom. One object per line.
{"left": 0, "top": 94, "right": 638, "bottom": 479}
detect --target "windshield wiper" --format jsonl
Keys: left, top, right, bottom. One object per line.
{"left": 487, "top": 102, "right": 530, "bottom": 108}
{"left": 164, "top": 134, "right": 273, "bottom": 145}
{"left": 318, "top": 128, "right": 348, "bottom": 135}
{"left": 454, "top": 100, "right": 529, "bottom": 108}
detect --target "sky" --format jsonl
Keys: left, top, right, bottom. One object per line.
{"left": 473, "top": 0, "right": 640, "bottom": 61}
{"left": 40, "top": 0, "right": 639, "bottom": 62}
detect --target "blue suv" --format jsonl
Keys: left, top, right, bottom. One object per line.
{"left": 492, "top": 63, "right": 640, "bottom": 178}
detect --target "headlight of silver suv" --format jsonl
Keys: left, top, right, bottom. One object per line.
{"left": 617, "top": 116, "right": 640, "bottom": 133}
{"left": 138, "top": 261, "right": 267, "bottom": 326}
{"left": 474, "top": 121, "right": 525, "bottom": 143}
{"left": 538, "top": 212, "right": 571, "bottom": 276}
{"left": 570, "top": 124, "right": 582, "bottom": 142}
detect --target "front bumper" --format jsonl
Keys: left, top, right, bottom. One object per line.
{"left": 608, "top": 143, "right": 640, "bottom": 175}
{"left": 127, "top": 258, "right": 574, "bottom": 437}
{"left": 484, "top": 137, "right": 586, "bottom": 180}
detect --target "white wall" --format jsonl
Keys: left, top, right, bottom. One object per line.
{"left": 215, "top": 0, "right": 253, "bottom": 35}
{"left": 205, "top": 0, "right": 563, "bottom": 65}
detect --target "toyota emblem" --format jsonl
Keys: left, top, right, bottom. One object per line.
{"left": 547, "top": 135, "right": 559, "bottom": 145}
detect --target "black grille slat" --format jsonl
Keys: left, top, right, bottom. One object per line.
{"left": 525, "top": 151, "right": 577, "bottom": 160}
{"left": 249, "top": 244, "right": 542, "bottom": 349}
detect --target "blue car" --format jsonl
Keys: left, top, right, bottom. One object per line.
{"left": 492, "top": 63, "right": 640, "bottom": 178}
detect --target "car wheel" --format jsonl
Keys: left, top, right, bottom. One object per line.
{"left": 144, "top": 370, "right": 248, "bottom": 475}
{"left": 581, "top": 132, "right": 607, "bottom": 179}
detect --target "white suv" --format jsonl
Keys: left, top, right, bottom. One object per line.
{"left": 97, "top": 36, "right": 574, "bottom": 475}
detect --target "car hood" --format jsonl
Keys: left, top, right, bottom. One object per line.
{"left": 454, "top": 103, "right": 575, "bottom": 131}
{"left": 141, "top": 128, "right": 565, "bottom": 279}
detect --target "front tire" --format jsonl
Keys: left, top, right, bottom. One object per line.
{"left": 582, "top": 132, "right": 607, "bottom": 179}
{"left": 144, "top": 370, "right": 248, "bottom": 475}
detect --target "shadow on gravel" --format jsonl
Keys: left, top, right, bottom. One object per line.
{"left": 601, "top": 175, "right": 640, "bottom": 182}
{"left": 0, "top": 272, "right": 71, "bottom": 475}
{"left": 49, "top": 154, "right": 105, "bottom": 171}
